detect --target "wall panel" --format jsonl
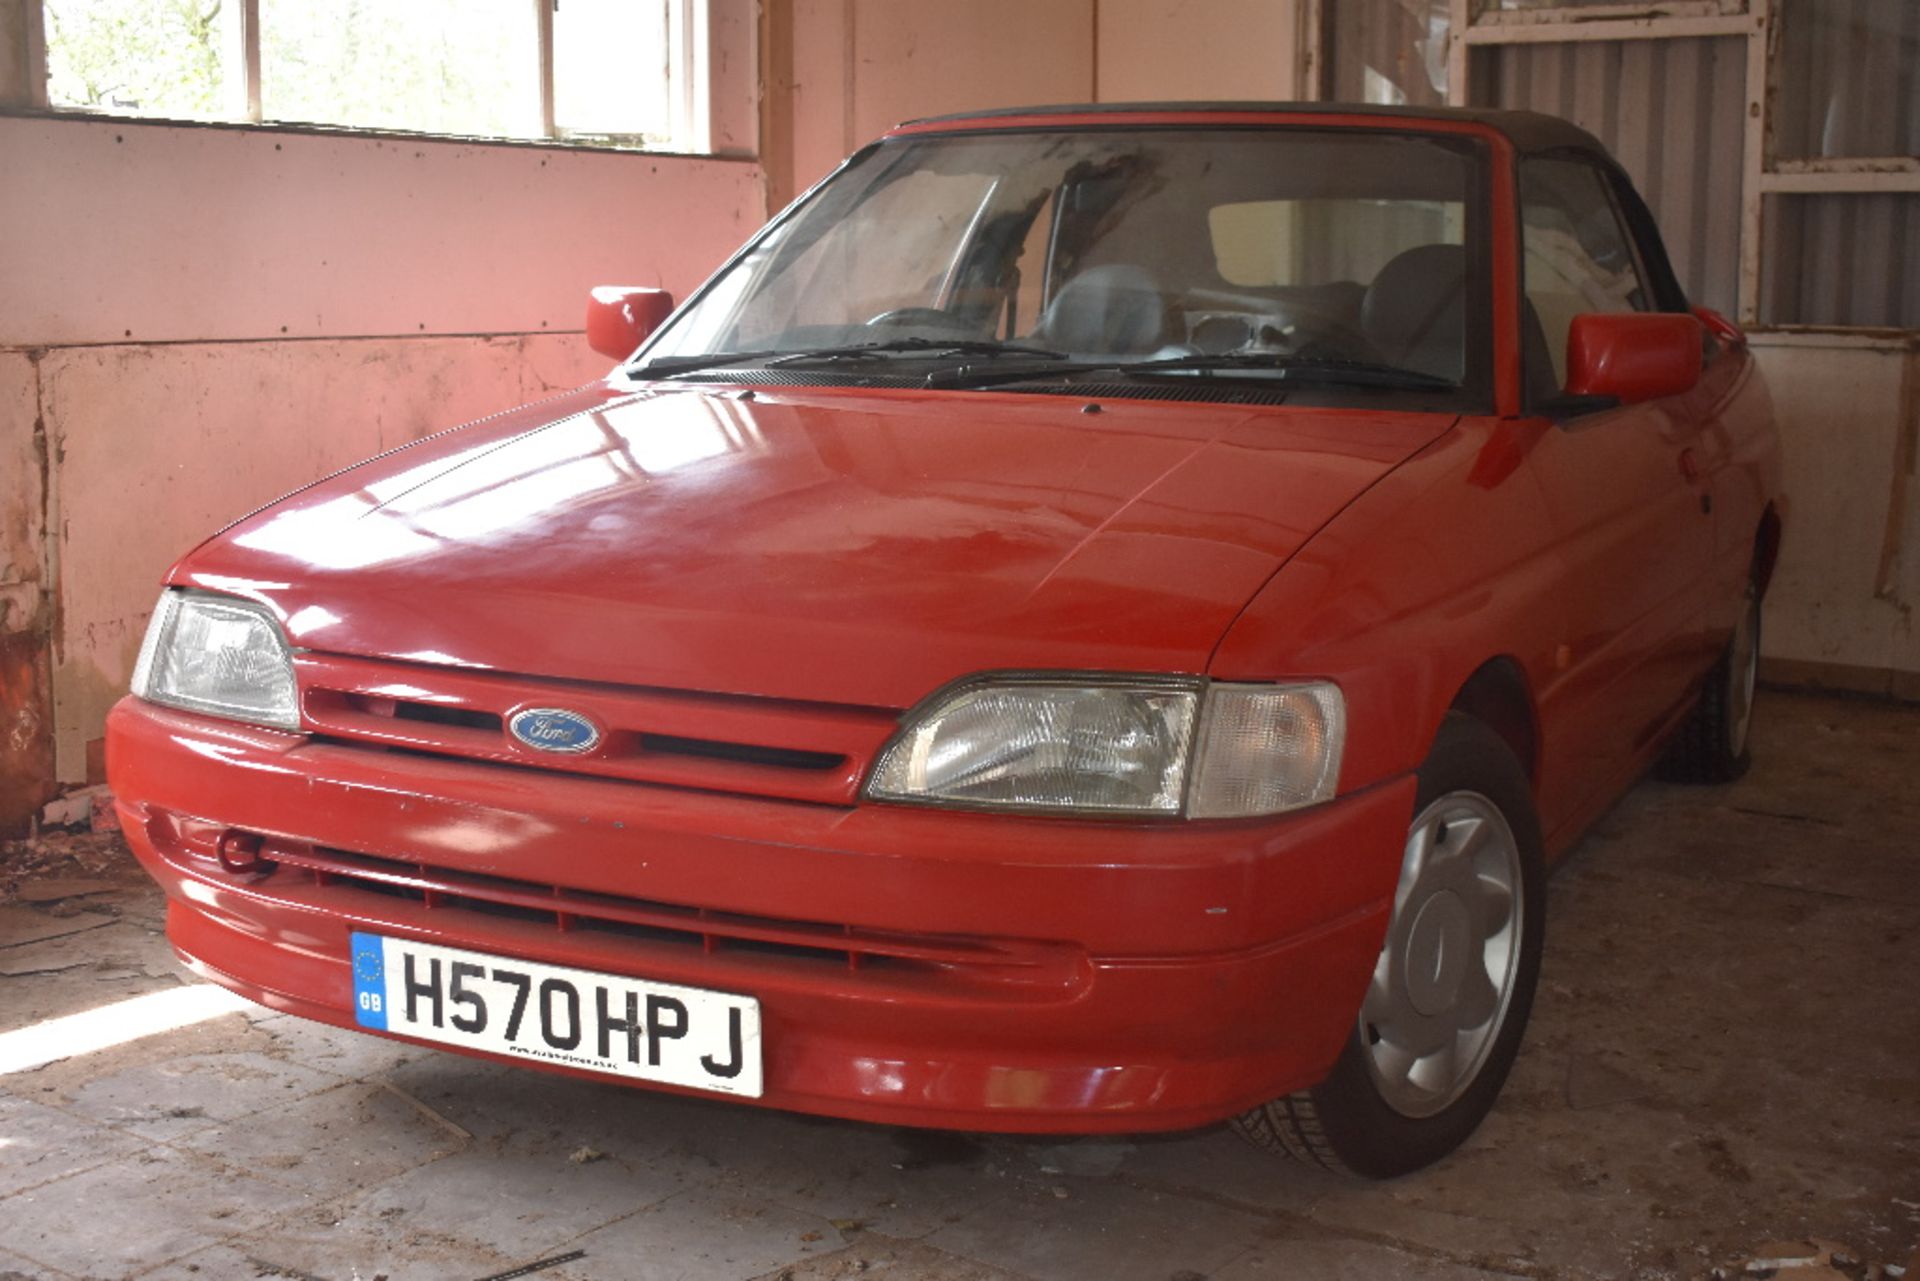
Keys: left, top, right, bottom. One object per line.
{"left": 1096, "top": 0, "right": 1298, "bottom": 103}
{"left": 1751, "top": 338, "right": 1919, "bottom": 689}
{"left": 0, "top": 116, "right": 763, "bottom": 347}
{"left": 42, "top": 332, "right": 609, "bottom": 781}
{"left": 847, "top": 0, "right": 1095, "bottom": 143}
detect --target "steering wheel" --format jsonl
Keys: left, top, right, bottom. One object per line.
{"left": 1278, "top": 313, "right": 1386, "bottom": 365}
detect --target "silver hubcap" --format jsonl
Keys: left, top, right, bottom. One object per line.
{"left": 1727, "top": 585, "right": 1760, "bottom": 757}
{"left": 1361, "top": 792, "right": 1523, "bottom": 1119}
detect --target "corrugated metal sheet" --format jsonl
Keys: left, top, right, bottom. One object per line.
{"left": 1773, "top": 0, "right": 1920, "bottom": 160}
{"left": 1473, "top": 37, "right": 1747, "bottom": 316}
{"left": 1762, "top": 194, "right": 1920, "bottom": 328}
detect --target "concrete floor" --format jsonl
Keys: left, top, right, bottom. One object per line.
{"left": 1, "top": 689, "right": 1915, "bottom": 1281}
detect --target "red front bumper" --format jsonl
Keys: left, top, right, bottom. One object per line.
{"left": 108, "top": 696, "right": 1415, "bottom": 1133}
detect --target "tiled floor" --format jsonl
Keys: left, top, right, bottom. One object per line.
{"left": 1, "top": 691, "right": 1915, "bottom": 1281}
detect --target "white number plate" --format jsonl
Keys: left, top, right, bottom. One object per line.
{"left": 350, "top": 932, "right": 762, "bottom": 1097}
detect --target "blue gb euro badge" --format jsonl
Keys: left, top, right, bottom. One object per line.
{"left": 350, "top": 932, "right": 388, "bottom": 1029}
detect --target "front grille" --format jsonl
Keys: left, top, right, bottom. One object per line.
{"left": 255, "top": 841, "right": 1083, "bottom": 993}
{"left": 296, "top": 651, "right": 899, "bottom": 806}
{"left": 391, "top": 701, "right": 503, "bottom": 732}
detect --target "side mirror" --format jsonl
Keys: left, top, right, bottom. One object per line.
{"left": 1564, "top": 312, "right": 1703, "bottom": 405}
{"left": 586, "top": 286, "right": 675, "bottom": 361}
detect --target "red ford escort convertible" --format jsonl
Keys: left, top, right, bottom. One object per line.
{"left": 110, "top": 104, "right": 1781, "bottom": 1177}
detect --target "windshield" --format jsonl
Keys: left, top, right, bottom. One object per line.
{"left": 637, "top": 126, "right": 1490, "bottom": 402}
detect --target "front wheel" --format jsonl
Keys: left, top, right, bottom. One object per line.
{"left": 1233, "top": 713, "right": 1546, "bottom": 1178}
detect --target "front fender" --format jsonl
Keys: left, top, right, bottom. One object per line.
{"left": 1208, "top": 416, "right": 1565, "bottom": 808}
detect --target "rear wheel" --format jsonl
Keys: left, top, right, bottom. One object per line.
{"left": 1658, "top": 577, "right": 1760, "bottom": 784}
{"left": 1233, "top": 713, "right": 1546, "bottom": 1178}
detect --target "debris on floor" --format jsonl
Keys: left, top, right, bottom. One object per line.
{"left": 0, "top": 691, "right": 1913, "bottom": 1281}
{"left": 1703, "top": 1238, "right": 1913, "bottom": 1280}
{"left": 0, "top": 821, "right": 138, "bottom": 907}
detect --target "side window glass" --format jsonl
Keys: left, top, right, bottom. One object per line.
{"left": 1520, "top": 158, "right": 1650, "bottom": 390}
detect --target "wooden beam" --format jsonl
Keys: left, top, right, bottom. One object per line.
{"left": 1876, "top": 349, "right": 1919, "bottom": 601}
{"left": 1471, "top": 0, "right": 1737, "bottom": 27}
{"left": 1462, "top": 13, "right": 1753, "bottom": 45}
{"left": 239, "top": 0, "right": 261, "bottom": 123}
{"left": 1737, "top": 0, "right": 1769, "bottom": 326}
{"left": 1760, "top": 170, "right": 1920, "bottom": 195}
{"left": 1298, "top": 0, "right": 1324, "bottom": 101}
{"left": 1446, "top": 0, "right": 1471, "bottom": 107}
{"left": 761, "top": 0, "right": 796, "bottom": 211}
{"left": 20, "top": 0, "right": 47, "bottom": 110}
{"left": 536, "top": 0, "right": 555, "bottom": 139}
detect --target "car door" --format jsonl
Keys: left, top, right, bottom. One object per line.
{"left": 1517, "top": 156, "right": 1715, "bottom": 821}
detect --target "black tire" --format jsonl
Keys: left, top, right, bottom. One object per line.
{"left": 1232, "top": 712, "right": 1547, "bottom": 1178}
{"left": 1657, "top": 578, "right": 1760, "bottom": 785}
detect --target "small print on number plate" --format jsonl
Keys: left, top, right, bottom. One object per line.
{"left": 350, "top": 932, "right": 762, "bottom": 1097}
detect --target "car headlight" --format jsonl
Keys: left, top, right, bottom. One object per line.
{"left": 865, "top": 675, "right": 1344, "bottom": 818}
{"left": 129, "top": 590, "right": 301, "bottom": 731}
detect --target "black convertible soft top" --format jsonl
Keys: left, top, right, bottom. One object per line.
{"left": 901, "top": 102, "right": 1610, "bottom": 159}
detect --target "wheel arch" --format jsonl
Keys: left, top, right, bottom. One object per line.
{"left": 1443, "top": 656, "right": 1540, "bottom": 786}
{"left": 1754, "top": 503, "right": 1783, "bottom": 597}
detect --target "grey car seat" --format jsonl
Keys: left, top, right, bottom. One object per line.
{"left": 1034, "top": 264, "right": 1171, "bottom": 355}
{"left": 1361, "top": 244, "right": 1468, "bottom": 383}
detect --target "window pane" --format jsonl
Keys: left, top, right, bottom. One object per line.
{"left": 1773, "top": 0, "right": 1920, "bottom": 160}
{"left": 1521, "top": 158, "right": 1650, "bottom": 389}
{"left": 1760, "top": 194, "right": 1920, "bottom": 329}
{"left": 1326, "top": 0, "right": 1449, "bottom": 106}
{"left": 260, "top": 0, "right": 540, "bottom": 138}
{"left": 44, "top": 0, "right": 241, "bottom": 118}
{"left": 554, "top": 0, "right": 675, "bottom": 141}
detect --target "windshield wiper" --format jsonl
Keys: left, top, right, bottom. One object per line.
{"left": 633, "top": 338, "right": 1067, "bottom": 381}
{"left": 765, "top": 338, "right": 1068, "bottom": 366}
{"left": 1112, "top": 353, "right": 1457, "bottom": 390}
{"left": 927, "top": 351, "right": 1458, "bottom": 393}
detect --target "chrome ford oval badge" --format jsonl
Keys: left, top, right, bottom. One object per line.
{"left": 508, "top": 707, "right": 602, "bottom": 755}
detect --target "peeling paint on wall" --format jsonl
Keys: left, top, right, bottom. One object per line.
{"left": 0, "top": 631, "right": 54, "bottom": 835}
{"left": 0, "top": 349, "right": 53, "bottom": 834}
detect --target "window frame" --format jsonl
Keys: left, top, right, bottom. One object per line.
{"left": 1304, "top": 0, "right": 1919, "bottom": 334}
{"left": 632, "top": 124, "right": 1502, "bottom": 415}
{"left": 21, "top": 0, "right": 725, "bottom": 157}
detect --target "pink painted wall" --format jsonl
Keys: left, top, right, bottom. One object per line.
{"left": 778, "top": 0, "right": 1308, "bottom": 202}
{"left": 0, "top": 113, "right": 765, "bottom": 791}
{"left": 0, "top": 117, "right": 761, "bottom": 346}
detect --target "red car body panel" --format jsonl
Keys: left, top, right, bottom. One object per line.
{"left": 173, "top": 387, "right": 1452, "bottom": 712}
{"left": 108, "top": 104, "right": 1783, "bottom": 1133}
